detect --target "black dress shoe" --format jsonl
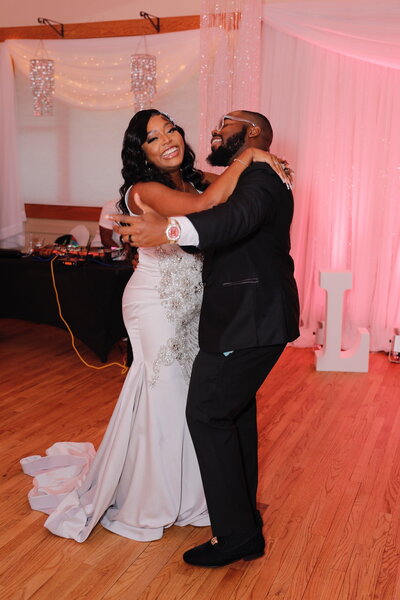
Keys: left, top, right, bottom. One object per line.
{"left": 183, "top": 530, "right": 265, "bottom": 568}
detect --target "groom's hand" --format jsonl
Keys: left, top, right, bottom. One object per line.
{"left": 108, "top": 194, "right": 169, "bottom": 247}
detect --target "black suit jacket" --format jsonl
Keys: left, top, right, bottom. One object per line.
{"left": 186, "top": 162, "right": 300, "bottom": 352}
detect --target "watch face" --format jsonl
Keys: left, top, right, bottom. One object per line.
{"left": 167, "top": 225, "right": 180, "bottom": 241}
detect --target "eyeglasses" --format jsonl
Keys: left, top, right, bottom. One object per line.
{"left": 215, "top": 115, "right": 257, "bottom": 131}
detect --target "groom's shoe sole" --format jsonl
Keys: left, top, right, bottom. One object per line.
{"left": 243, "top": 551, "right": 265, "bottom": 561}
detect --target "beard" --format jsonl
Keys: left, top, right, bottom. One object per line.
{"left": 206, "top": 126, "right": 247, "bottom": 167}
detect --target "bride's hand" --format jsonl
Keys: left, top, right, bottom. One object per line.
{"left": 250, "top": 148, "right": 293, "bottom": 189}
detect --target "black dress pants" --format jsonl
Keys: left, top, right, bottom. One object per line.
{"left": 186, "top": 344, "right": 285, "bottom": 538}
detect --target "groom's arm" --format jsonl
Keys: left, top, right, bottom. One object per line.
{"left": 111, "top": 165, "right": 285, "bottom": 249}
{"left": 184, "top": 165, "right": 282, "bottom": 250}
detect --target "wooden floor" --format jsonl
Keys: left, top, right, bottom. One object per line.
{"left": 1, "top": 319, "right": 400, "bottom": 600}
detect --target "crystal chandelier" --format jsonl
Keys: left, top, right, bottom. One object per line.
{"left": 29, "top": 58, "right": 55, "bottom": 116}
{"left": 130, "top": 54, "right": 157, "bottom": 112}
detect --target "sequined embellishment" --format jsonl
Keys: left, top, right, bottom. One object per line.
{"left": 150, "top": 245, "right": 203, "bottom": 387}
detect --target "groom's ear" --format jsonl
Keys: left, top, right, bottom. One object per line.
{"left": 247, "top": 126, "right": 261, "bottom": 138}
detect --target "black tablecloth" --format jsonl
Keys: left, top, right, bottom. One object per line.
{"left": 0, "top": 256, "right": 133, "bottom": 362}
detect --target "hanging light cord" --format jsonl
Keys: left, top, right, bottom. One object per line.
{"left": 49, "top": 256, "right": 128, "bottom": 374}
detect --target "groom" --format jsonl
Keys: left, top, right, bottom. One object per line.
{"left": 115, "top": 110, "right": 300, "bottom": 567}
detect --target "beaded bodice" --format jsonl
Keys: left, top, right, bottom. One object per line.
{"left": 150, "top": 245, "right": 203, "bottom": 386}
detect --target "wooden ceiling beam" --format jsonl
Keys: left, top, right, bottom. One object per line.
{"left": 0, "top": 15, "right": 200, "bottom": 42}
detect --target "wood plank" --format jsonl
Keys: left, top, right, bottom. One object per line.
{"left": 1, "top": 319, "right": 400, "bottom": 599}
{"left": 24, "top": 204, "right": 102, "bottom": 222}
{"left": 0, "top": 16, "right": 200, "bottom": 42}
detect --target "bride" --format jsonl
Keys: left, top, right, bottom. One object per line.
{"left": 21, "top": 109, "right": 290, "bottom": 542}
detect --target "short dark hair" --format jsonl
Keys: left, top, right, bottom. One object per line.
{"left": 241, "top": 110, "right": 273, "bottom": 150}
{"left": 118, "top": 109, "right": 206, "bottom": 215}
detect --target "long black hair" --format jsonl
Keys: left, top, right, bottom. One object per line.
{"left": 118, "top": 109, "right": 207, "bottom": 215}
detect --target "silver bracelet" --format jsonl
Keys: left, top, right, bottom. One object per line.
{"left": 233, "top": 158, "right": 249, "bottom": 167}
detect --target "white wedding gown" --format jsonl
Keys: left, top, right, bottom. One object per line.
{"left": 21, "top": 242, "right": 210, "bottom": 542}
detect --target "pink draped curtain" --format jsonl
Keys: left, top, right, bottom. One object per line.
{"left": 198, "top": 0, "right": 399, "bottom": 351}
{"left": 261, "top": 2, "right": 400, "bottom": 352}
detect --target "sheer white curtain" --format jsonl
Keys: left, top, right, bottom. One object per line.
{"left": 261, "top": 1, "right": 400, "bottom": 352}
{"left": 8, "top": 32, "right": 200, "bottom": 110}
{"left": 0, "top": 44, "right": 24, "bottom": 247}
{"left": 198, "top": 0, "right": 262, "bottom": 169}
{"left": 0, "top": 30, "right": 200, "bottom": 244}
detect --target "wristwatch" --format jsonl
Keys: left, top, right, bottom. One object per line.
{"left": 165, "top": 218, "right": 181, "bottom": 243}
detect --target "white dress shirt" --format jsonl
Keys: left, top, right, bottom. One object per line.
{"left": 174, "top": 216, "right": 200, "bottom": 247}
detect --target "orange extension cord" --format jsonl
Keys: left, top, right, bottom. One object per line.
{"left": 49, "top": 256, "right": 128, "bottom": 374}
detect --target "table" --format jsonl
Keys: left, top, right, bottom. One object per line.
{"left": 0, "top": 256, "right": 133, "bottom": 362}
